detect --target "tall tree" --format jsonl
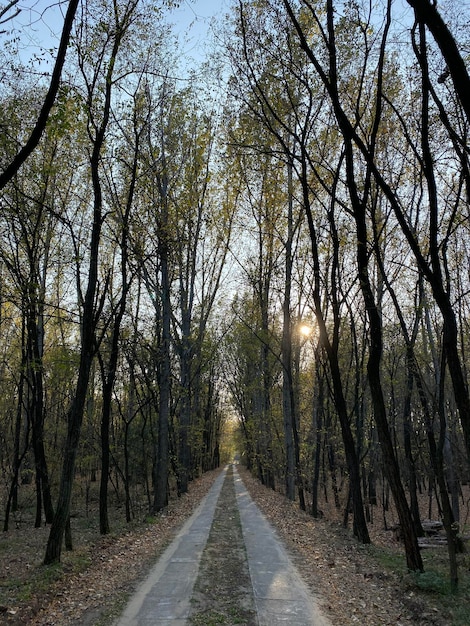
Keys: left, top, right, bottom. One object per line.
{"left": 96, "top": 78, "right": 148, "bottom": 534}
{"left": 406, "top": 0, "right": 470, "bottom": 125}
{"left": 283, "top": 0, "right": 470, "bottom": 471}
{"left": 229, "top": 0, "right": 370, "bottom": 542}
{"left": 44, "top": 0, "right": 141, "bottom": 564}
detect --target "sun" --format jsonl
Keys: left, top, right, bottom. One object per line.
{"left": 298, "top": 324, "right": 313, "bottom": 337}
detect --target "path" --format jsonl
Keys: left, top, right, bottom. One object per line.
{"left": 114, "top": 465, "right": 331, "bottom": 626}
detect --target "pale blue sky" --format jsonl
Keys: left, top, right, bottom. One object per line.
{"left": 167, "top": 0, "right": 228, "bottom": 63}
{"left": 4, "top": 0, "right": 227, "bottom": 68}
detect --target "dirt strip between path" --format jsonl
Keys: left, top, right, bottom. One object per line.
{"left": 188, "top": 465, "right": 257, "bottom": 625}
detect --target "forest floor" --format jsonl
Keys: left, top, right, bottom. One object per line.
{"left": 0, "top": 466, "right": 470, "bottom": 625}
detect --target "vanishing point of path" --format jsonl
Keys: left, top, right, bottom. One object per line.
{"left": 114, "top": 465, "right": 331, "bottom": 626}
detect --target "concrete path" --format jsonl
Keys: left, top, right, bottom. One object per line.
{"left": 115, "top": 465, "right": 331, "bottom": 625}
{"left": 233, "top": 465, "right": 330, "bottom": 626}
{"left": 114, "top": 469, "right": 227, "bottom": 625}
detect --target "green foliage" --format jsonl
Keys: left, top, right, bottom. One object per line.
{"left": 407, "top": 563, "right": 470, "bottom": 625}
{"left": 411, "top": 570, "right": 452, "bottom": 594}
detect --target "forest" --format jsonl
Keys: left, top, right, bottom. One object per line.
{"left": 0, "top": 0, "right": 469, "bottom": 593}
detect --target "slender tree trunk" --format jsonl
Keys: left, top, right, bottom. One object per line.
{"left": 124, "top": 420, "right": 132, "bottom": 522}
{"left": 4, "top": 396, "right": 30, "bottom": 531}
{"left": 403, "top": 349, "right": 425, "bottom": 537}
{"left": 0, "top": 0, "right": 80, "bottom": 188}
{"left": 350, "top": 153, "right": 422, "bottom": 570}
{"left": 436, "top": 353, "right": 460, "bottom": 591}
{"left": 44, "top": 59, "right": 104, "bottom": 568}
{"left": 153, "top": 244, "right": 171, "bottom": 513}
{"left": 44, "top": 354, "right": 96, "bottom": 563}
{"left": 99, "top": 355, "right": 112, "bottom": 535}
{"left": 406, "top": 0, "right": 470, "bottom": 125}
{"left": 298, "top": 145, "right": 370, "bottom": 543}
{"left": 99, "top": 129, "right": 135, "bottom": 533}
{"left": 281, "top": 163, "right": 295, "bottom": 500}
{"left": 311, "top": 367, "right": 324, "bottom": 518}
{"left": 44, "top": 3, "right": 137, "bottom": 561}
{"left": 28, "top": 307, "right": 54, "bottom": 527}
{"left": 12, "top": 328, "right": 27, "bottom": 515}
{"left": 178, "top": 320, "right": 192, "bottom": 495}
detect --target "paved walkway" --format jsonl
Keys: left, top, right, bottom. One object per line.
{"left": 233, "top": 466, "right": 330, "bottom": 626}
{"left": 114, "top": 465, "right": 330, "bottom": 626}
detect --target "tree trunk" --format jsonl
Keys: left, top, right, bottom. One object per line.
{"left": 403, "top": 350, "right": 425, "bottom": 537}
{"left": 406, "top": 0, "right": 470, "bottom": 125}
{"left": 298, "top": 144, "right": 370, "bottom": 543}
{"left": 44, "top": 363, "right": 94, "bottom": 563}
{"left": 350, "top": 156, "right": 422, "bottom": 570}
{"left": 99, "top": 119, "right": 135, "bottom": 533}
{"left": 311, "top": 369, "right": 324, "bottom": 518}
{"left": 124, "top": 420, "right": 132, "bottom": 522}
{"left": 99, "top": 354, "right": 112, "bottom": 535}
{"left": 153, "top": 245, "right": 171, "bottom": 513}
{"left": 28, "top": 307, "right": 54, "bottom": 527}
{"left": 44, "top": 2, "right": 138, "bottom": 561}
{"left": 281, "top": 162, "right": 295, "bottom": 500}
{"left": 0, "top": 0, "right": 80, "bottom": 188}
{"left": 178, "top": 321, "right": 192, "bottom": 495}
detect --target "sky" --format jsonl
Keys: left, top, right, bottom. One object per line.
{"left": 166, "top": 0, "right": 229, "bottom": 64}
{"left": 4, "top": 0, "right": 227, "bottom": 69}
{"left": 168, "top": 0, "right": 226, "bottom": 41}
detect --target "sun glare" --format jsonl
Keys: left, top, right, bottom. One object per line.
{"left": 299, "top": 324, "right": 313, "bottom": 337}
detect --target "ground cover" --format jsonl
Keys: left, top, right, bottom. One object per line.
{"left": 1, "top": 466, "right": 469, "bottom": 625}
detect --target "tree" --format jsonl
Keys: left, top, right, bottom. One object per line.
{"left": 168, "top": 97, "right": 232, "bottom": 493}
{"left": 96, "top": 78, "right": 148, "bottom": 533}
{"left": 0, "top": 86, "right": 80, "bottom": 530}
{"left": 406, "top": 0, "right": 470, "bottom": 125}
{"left": 228, "top": 0, "right": 370, "bottom": 542}
{"left": 277, "top": 0, "right": 470, "bottom": 572}
{"left": 283, "top": 0, "right": 470, "bottom": 472}
{"left": 44, "top": 0, "right": 141, "bottom": 564}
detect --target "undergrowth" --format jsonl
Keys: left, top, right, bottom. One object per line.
{"left": 371, "top": 542, "right": 470, "bottom": 625}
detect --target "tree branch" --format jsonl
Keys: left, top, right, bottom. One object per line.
{"left": 0, "top": 0, "right": 80, "bottom": 189}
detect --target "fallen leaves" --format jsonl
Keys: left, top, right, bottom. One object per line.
{"left": 1, "top": 469, "right": 222, "bottom": 625}
{"left": 1, "top": 466, "right": 462, "bottom": 626}
{"left": 238, "top": 467, "right": 451, "bottom": 626}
